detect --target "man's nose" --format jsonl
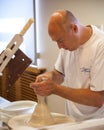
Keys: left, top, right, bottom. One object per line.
{"left": 57, "top": 42, "right": 64, "bottom": 49}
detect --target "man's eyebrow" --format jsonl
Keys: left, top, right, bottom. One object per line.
{"left": 51, "top": 37, "right": 60, "bottom": 42}
{"left": 57, "top": 38, "right": 64, "bottom": 42}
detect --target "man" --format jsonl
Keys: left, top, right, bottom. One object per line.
{"left": 31, "top": 10, "right": 104, "bottom": 121}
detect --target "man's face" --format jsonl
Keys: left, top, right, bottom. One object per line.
{"left": 49, "top": 24, "right": 80, "bottom": 51}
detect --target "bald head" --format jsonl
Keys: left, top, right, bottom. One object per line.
{"left": 48, "top": 10, "right": 78, "bottom": 37}
{"left": 48, "top": 10, "right": 92, "bottom": 51}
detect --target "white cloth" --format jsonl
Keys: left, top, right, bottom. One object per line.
{"left": 55, "top": 25, "right": 104, "bottom": 121}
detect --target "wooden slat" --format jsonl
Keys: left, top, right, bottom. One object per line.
{"left": 0, "top": 66, "right": 46, "bottom": 102}
{"left": 0, "top": 76, "right": 2, "bottom": 95}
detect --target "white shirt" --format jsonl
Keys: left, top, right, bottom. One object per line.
{"left": 55, "top": 25, "right": 104, "bottom": 121}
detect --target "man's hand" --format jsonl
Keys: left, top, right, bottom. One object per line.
{"left": 30, "top": 78, "right": 58, "bottom": 96}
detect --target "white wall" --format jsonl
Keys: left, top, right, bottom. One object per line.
{"left": 35, "top": 0, "right": 104, "bottom": 114}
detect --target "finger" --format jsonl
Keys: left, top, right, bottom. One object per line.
{"left": 30, "top": 83, "right": 34, "bottom": 88}
{"left": 35, "top": 77, "right": 43, "bottom": 82}
{"left": 36, "top": 76, "right": 49, "bottom": 82}
{"left": 33, "top": 87, "right": 45, "bottom": 96}
{"left": 30, "top": 83, "right": 39, "bottom": 89}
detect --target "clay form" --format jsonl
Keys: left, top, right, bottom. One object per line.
{"left": 28, "top": 95, "right": 55, "bottom": 127}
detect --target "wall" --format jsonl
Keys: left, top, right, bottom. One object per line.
{"left": 35, "top": 0, "right": 104, "bottom": 114}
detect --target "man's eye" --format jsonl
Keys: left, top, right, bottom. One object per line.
{"left": 58, "top": 40, "right": 64, "bottom": 43}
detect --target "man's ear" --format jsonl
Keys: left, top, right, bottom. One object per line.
{"left": 71, "top": 24, "right": 78, "bottom": 33}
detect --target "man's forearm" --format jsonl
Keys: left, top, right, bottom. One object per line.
{"left": 53, "top": 85, "right": 104, "bottom": 107}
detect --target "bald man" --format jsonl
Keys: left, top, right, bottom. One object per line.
{"left": 31, "top": 10, "right": 104, "bottom": 121}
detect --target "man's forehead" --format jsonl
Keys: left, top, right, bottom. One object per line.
{"left": 48, "top": 23, "right": 64, "bottom": 36}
